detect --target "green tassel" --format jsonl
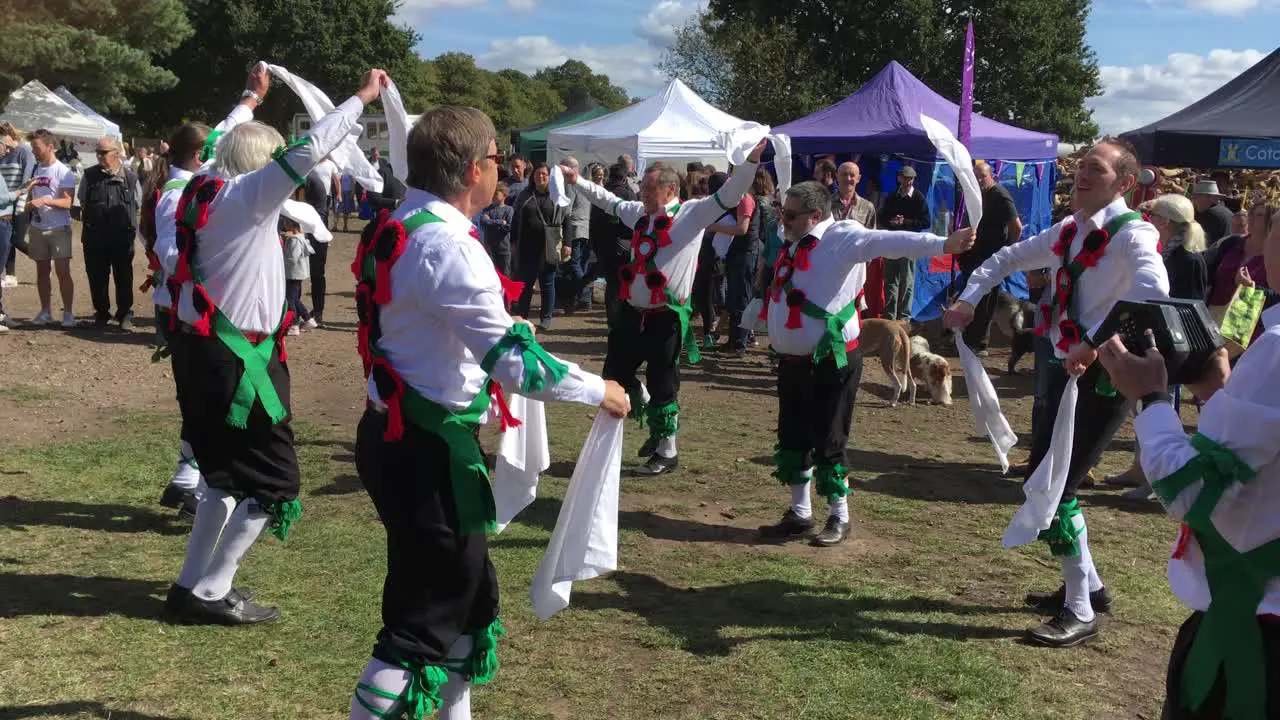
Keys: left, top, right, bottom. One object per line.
{"left": 266, "top": 498, "right": 303, "bottom": 542}
{"left": 1038, "top": 498, "right": 1083, "bottom": 557}
{"left": 465, "top": 617, "right": 506, "bottom": 685}
{"left": 627, "top": 385, "right": 648, "bottom": 428}
{"left": 814, "top": 463, "right": 850, "bottom": 501}
{"left": 772, "top": 446, "right": 809, "bottom": 486}
{"left": 403, "top": 664, "right": 449, "bottom": 719}
{"left": 646, "top": 401, "right": 678, "bottom": 440}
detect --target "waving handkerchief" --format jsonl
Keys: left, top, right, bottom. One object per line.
{"left": 280, "top": 199, "right": 332, "bottom": 243}
{"left": 549, "top": 165, "right": 572, "bottom": 208}
{"left": 492, "top": 392, "right": 551, "bottom": 533}
{"left": 955, "top": 335, "right": 1017, "bottom": 473}
{"left": 724, "top": 123, "right": 792, "bottom": 196}
{"left": 1003, "top": 375, "right": 1078, "bottom": 549}
{"left": 265, "top": 62, "right": 384, "bottom": 193}
{"left": 920, "top": 113, "right": 982, "bottom": 229}
{"left": 530, "top": 410, "right": 623, "bottom": 621}
{"left": 379, "top": 78, "right": 410, "bottom": 183}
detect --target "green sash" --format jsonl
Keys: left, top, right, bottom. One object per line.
{"left": 1154, "top": 433, "right": 1279, "bottom": 720}
{"left": 162, "top": 179, "right": 189, "bottom": 193}
{"left": 774, "top": 273, "right": 860, "bottom": 369}
{"left": 214, "top": 306, "right": 290, "bottom": 429}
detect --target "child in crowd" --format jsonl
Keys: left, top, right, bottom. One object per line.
{"left": 475, "top": 182, "right": 514, "bottom": 276}
{"left": 281, "top": 218, "right": 315, "bottom": 335}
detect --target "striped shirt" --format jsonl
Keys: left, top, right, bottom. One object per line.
{"left": 0, "top": 145, "right": 36, "bottom": 216}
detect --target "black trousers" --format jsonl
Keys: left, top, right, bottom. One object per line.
{"left": 357, "top": 409, "right": 499, "bottom": 666}
{"left": 83, "top": 235, "right": 135, "bottom": 321}
{"left": 725, "top": 249, "right": 759, "bottom": 350}
{"left": 6, "top": 211, "right": 29, "bottom": 274}
{"left": 692, "top": 255, "right": 722, "bottom": 335}
{"left": 1025, "top": 360, "right": 1130, "bottom": 500}
{"left": 1163, "top": 611, "right": 1280, "bottom": 719}
{"left": 776, "top": 348, "right": 864, "bottom": 468}
{"left": 308, "top": 239, "right": 328, "bottom": 318}
{"left": 157, "top": 308, "right": 191, "bottom": 446}
{"left": 962, "top": 283, "right": 1000, "bottom": 351}
{"left": 172, "top": 333, "right": 300, "bottom": 505}
{"left": 603, "top": 303, "right": 682, "bottom": 408}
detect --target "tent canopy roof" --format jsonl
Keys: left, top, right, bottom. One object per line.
{"left": 1121, "top": 46, "right": 1280, "bottom": 167}
{"left": 53, "top": 86, "right": 122, "bottom": 140}
{"left": 546, "top": 78, "right": 746, "bottom": 164}
{"left": 775, "top": 61, "right": 1058, "bottom": 160}
{"left": 1, "top": 80, "right": 107, "bottom": 141}
{"left": 515, "top": 97, "right": 604, "bottom": 136}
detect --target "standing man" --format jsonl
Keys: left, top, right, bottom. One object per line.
{"left": 1, "top": 123, "right": 35, "bottom": 291}
{"left": 79, "top": 136, "right": 142, "bottom": 330}
{"left": 943, "top": 137, "right": 1169, "bottom": 647}
{"left": 618, "top": 153, "right": 640, "bottom": 194}
{"left": 504, "top": 154, "right": 528, "bottom": 204}
{"left": 812, "top": 159, "right": 837, "bottom": 193}
{"left": 561, "top": 156, "right": 593, "bottom": 312}
{"left": 593, "top": 162, "right": 638, "bottom": 323}
{"left": 561, "top": 140, "right": 767, "bottom": 475}
{"left": 959, "top": 160, "right": 1023, "bottom": 355}
{"left": 878, "top": 166, "right": 931, "bottom": 321}
{"left": 832, "top": 162, "right": 876, "bottom": 227}
{"left": 303, "top": 160, "right": 337, "bottom": 328}
{"left": 1190, "top": 179, "right": 1234, "bottom": 245}
{"left": 25, "top": 129, "right": 78, "bottom": 327}
{"left": 346, "top": 104, "right": 628, "bottom": 720}
{"left": 762, "top": 182, "right": 974, "bottom": 545}
{"left": 164, "top": 68, "right": 384, "bottom": 626}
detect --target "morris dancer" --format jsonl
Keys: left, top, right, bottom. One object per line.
{"left": 559, "top": 142, "right": 766, "bottom": 476}
{"left": 347, "top": 105, "right": 629, "bottom": 719}
{"left": 1097, "top": 213, "right": 1277, "bottom": 719}
{"left": 142, "top": 67, "right": 265, "bottom": 521}
{"left": 760, "top": 181, "right": 974, "bottom": 546}
{"left": 164, "top": 69, "right": 386, "bottom": 626}
{"left": 944, "top": 138, "right": 1170, "bottom": 647}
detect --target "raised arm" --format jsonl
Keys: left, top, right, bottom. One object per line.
{"left": 958, "top": 224, "right": 1060, "bottom": 306}
{"left": 570, "top": 175, "right": 646, "bottom": 229}
{"left": 227, "top": 69, "right": 385, "bottom": 221}
{"left": 824, "top": 222, "right": 973, "bottom": 272}
{"left": 678, "top": 158, "right": 760, "bottom": 232}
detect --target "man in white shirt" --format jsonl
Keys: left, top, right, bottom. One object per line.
{"left": 944, "top": 137, "right": 1170, "bottom": 647}
{"left": 164, "top": 69, "right": 387, "bottom": 627}
{"left": 1097, "top": 209, "right": 1279, "bottom": 717}
{"left": 345, "top": 104, "right": 629, "bottom": 720}
{"left": 25, "top": 129, "right": 78, "bottom": 327}
{"left": 760, "top": 181, "right": 974, "bottom": 546}
{"left": 560, "top": 142, "right": 766, "bottom": 475}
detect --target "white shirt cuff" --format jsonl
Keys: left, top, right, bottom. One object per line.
{"left": 1134, "top": 400, "right": 1183, "bottom": 440}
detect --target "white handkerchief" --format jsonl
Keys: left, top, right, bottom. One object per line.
{"left": 379, "top": 79, "right": 410, "bottom": 183}
{"left": 723, "top": 123, "right": 792, "bottom": 198}
{"left": 531, "top": 411, "right": 623, "bottom": 621}
{"left": 492, "top": 393, "right": 551, "bottom": 533}
{"left": 743, "top": 298, "right": 767, "bottom": 333}
{"left": 548, "top": 166, "right": 572, "bottom": 208}
{"left": 264, "top": 63, "right": 384, "bottom": 193}
{"left": 280, "top": 200, "right": 333, "bottom": 243}
{"left": 955, "top": 335, "right": 1017, "bottom": 473}
{"left": 1003, "top": 375, "right": 1078, "bottom": 549}
{"left": 920, "top": 113, "right": 983, "bottom": 229}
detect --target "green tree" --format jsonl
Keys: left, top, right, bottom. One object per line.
{"left": 431, "top": 52, "right": 493, "bottom": 111}
{"left": 533, "top": 60, "right": 630, "bottom": 110}
{"left": 130, "top": 0, "right": 420, "bottom": 135}
{"left": 486, "top": 69, "right": 564, "bottom": 140}
{"left": 0, "top": 0, "right": 193, "bottom": 114}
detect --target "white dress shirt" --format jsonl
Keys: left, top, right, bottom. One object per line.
{"left": 370, "top": 188, "right": 606, "bottom": 413}
{"left": 572, "top": 161, "right": 757, "bottom": 308}
{"left": 152, "top": 104, "right": 256, "bottom": 308}
{"left": 767, "top": 218, "right": 947, "bottom": 356}
{"left": 959, "top": 197, "right": 1169, "bottom": 356}
{"left": 1135, "top": 305, "right": 1280, "bottom": 615}
{"left": 175, "top": 97, "right": 363, "bottom": 334}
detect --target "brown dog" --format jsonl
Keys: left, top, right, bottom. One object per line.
{"left": 909, "top": 336, "right": 954, "bottom": 405}
{"left": 858, "top": 318, "right": 913, "bottom": 406}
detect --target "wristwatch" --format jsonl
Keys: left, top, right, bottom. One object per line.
{"left": 1138, "top": 391, "right": 1171, "bottom": 412}
{"left": 241, "top": 89, "right": 264, "bottom": 103}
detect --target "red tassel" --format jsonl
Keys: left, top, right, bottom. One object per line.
{"left": 1171, "top": 523, "right": 1193, "bottom": 560}
{"left": 786, "top": 305, "right": 804, "bottom": 329}
{"left": 617, "top": 266, "right": 635, "bottom": 302}
{"left": 276, "top": 309, "right": 295, "bottom": 363}
{"left": 146, "top": 251, "right": 161, "bottom": 273}
{"left": 488, "top": 382, "right": 522, "bottom": 432}
{"left": 373, "top": 260, "right": 393, "bottom": 305}
{"left": 1033, "top": 304, "right": 1052, "bottom": 336}
{"left": 757, "top": 300, "right": 769, "bottom": 322}
{"left": 794, "top": 237, "right": 817, "bottom": 271}
{"left": 383, "top": 393, "right": 406, "bottom": 441}
{"left": 1052, "top": 223, "right": 1077, "bottom": 257}
{"left": 356, "top": 325, "right": 371, "bottom": 376}
{"left": 655, "top": 227, "right": 672, "bottom": 248}
{"left": 1056, "top": 319, "right": 1080, "bottom": 353}
{"left": 497, "top": 272, "right": 525, "bottom": 305}
{"left": 189, "top": 284, "right": 215, "bottom": 336}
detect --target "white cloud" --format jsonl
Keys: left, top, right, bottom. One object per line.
{"left": 399, "top": 0, "right": 486, "bottom": 8}
{"left": 1086, "top": 48, "right": 1266, "bottom": 135}
{"left": 637, "top": 0, "right": 706, "bottom": 46}
{"left": 506, "top": 0, "right": 536, "bottom": 10}
{"left": 479, "top": 35, "right": 666, "bottom": 95}
{"left": 1185, "top": 0, "right": 1260, "bottom": 14}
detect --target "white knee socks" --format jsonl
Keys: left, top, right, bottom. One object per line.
{"left": 656, "top": 435, "right": 677, "bottom": 459}
{"left": 348, "top": 637, "right": 474, "bottom": 720}
{"left": 829, "top": 495, "right": 850, "bottom": 522}
{"left": 170, "top": 440, "right": 203, "bottom": 493}
{"left": 176, "top": 488, "right": 235, "bottom": 589}
{"left": 791, "top": 468, "right": 814, "bottom": 519}
{"left": 1061, "top": 516, "right": 1097, "bottom": 622}
{"left": 192, "top": 498, "right": 269, "bottom": 601}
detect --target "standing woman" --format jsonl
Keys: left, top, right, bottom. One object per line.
{"left": 1205, "top": 200, "right": 1278, "bottom": 345}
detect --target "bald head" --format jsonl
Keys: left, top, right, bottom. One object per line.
{"left": 836, "top": 162, "right": 861, "bottom": 196}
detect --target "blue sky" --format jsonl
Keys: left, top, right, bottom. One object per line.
{"left": 399, "top": 0, "right": 1279, "bottom": 135}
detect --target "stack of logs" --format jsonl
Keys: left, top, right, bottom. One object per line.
{"left": 1055, "top": 148, "right": 1280, "bottom": 210}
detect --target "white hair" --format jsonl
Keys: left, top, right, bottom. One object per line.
{"left": 563, "top": 156, "right": 580, "bottom": 170}
{"left": 212, "top": 121, "right": 285, "bottom": 178}
{"left": 1150, "top": 194, "right": 1207, "bottom": 253}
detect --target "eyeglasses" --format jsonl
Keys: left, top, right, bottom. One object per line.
{"left": 95, "top": 149, "right": 116, "bottom": 156}
{"left": 781, "top": 209, "right": 813, "bottom": 221}
{"left": 485, "top": 152, "right": 506, "bottom": 165}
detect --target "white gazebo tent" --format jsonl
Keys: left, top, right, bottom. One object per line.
{"left": 1, "top": 80, "right": 107, "bottom": 141}
{"left": 53, "top": 86, "right": 123, "bottom": 140}
{"left": 546, "top": 78, "right": 746, "bottom": 171}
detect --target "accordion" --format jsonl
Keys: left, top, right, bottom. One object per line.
{"left": 1093, "top": 298, "right": 1225, "bottom": 384}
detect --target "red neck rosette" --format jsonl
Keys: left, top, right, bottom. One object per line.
{"left": 771, "top": 260, "right": 794, "bottom": 302}
{"left": 1075, "top": 228, "right": 1111, "bottom": 269}
{"left": 653, "top": 215, "right": 673, "bottom": 247}
{"left": 1056, "top": 317, "right": 1082, "bottom": 354}
{"left": 793, "top": 235, "right": 818, "bottom": 271}
{"left": 371, "top": 220, "right": 408, "bottom": 305}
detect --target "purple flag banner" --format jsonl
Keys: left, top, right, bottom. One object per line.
{"left": 958, "top": 21, "right": 975, "bottom": 148}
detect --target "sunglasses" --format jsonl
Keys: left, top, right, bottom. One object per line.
{"left": 95, "top": 148, "right": 116, "bottom": 156}
{"left": 781, "top": 209, "right": 814, "bottom": 221}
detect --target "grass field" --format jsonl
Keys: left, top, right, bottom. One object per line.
{"left": 0, "top": 231, "right": 1187, "bottom": 719}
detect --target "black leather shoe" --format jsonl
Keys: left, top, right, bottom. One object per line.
{"left": 158, "top": 484, "right": 186, "bottom": 508}
{"left": 758, "top": 509, "right": 816, "bottom": 539}
{"left": 1024, "top": 585, "right": 1113, "bottom": 614}
{"left": 177, "top": 492, "right": 199, "bottom": 520}
{"left": 164, "top": 584, "right": 192, "bottom": 622}
{"left": 1026, "top": 607, "right": 1098, "bottom": 647}
{"left": 634, "top": 454, "right": 678, "bottom": 476}
{"left": 181, "top": 588, "right": 278, "bottom": 626}
{"left": 638, "top": 437, "right": 658, "bottom": 458}
{"left": 811, "top": 516, "right": 850, "bottom": 546}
